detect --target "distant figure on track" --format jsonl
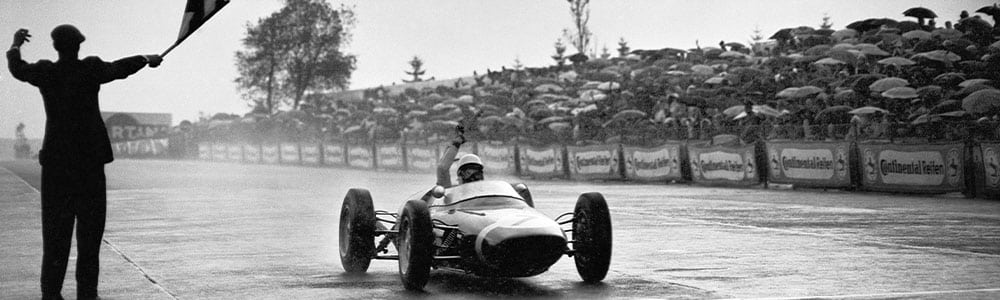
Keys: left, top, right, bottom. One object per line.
{"left": 7, "top": 25, "right": 162, "bottom": 300}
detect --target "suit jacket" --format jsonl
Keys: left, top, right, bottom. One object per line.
{"left": 7, "top": 48, "right": 147, "bottom": 166}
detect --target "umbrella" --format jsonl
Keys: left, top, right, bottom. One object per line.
{"left": 597, "top": 81, "right": 621, "bottom": 91}
{"left": 579, "top": 89, "right": 607, "bottom": 102}
{"left": 960, "top": 84, "right": 996, "bottom": 97}
{"left": 903, "top": 7, "right": 937, "bottom": 19}
{"left": 930, "top": 100, "right": 962, "bottom": 114}
{"left": 978, "top": 5, "right": 1000, "bottom": 16}
{"left": 815, "top": 105, "right": 854, "bottom": 124}
{"left": 959, "top": 79, "right": 992, "bottom": 88}
{"left": 479, "top": 115, "right": 504, "bottom": 126}
{"left": 690, "top": 64, "right": 714, "bottom": 76}
{"left": 611, "top": 109, "right": 647, "bottom": 121}
{"left": 877, "top": 56, "right": 916, "bottom": 66}
{"left": 580, "top": 81, "right": 602, "bottom": 89}
{"left": 869, "top": 77, "right": 909, "bottom": 92}
{"left": 932, "top": 28, "right": 963, "bottom": 40}
{"left": 912, "top": 50, "right": 961, "bottom": 63}
{"left": 831, "top": 29, "right": 858, "bottom": 40}
{"left": 734, "top": 105, "right": 783, "bottom": 119}
{"left": 911, "top": 113, "right": 943, "bottom": 125}
{"left": 804, "top": 44, "right": 833, "bottom": 56}
{"left": 529, "top": 108, "right": 555, "bottom": 119}
{"left": 719, "top": 51, "right": 749, "bottom": 59}
{"left": 548, "top": 122, "right": 572, "bottom": 132}
{"left": 901, "top": 30, "right": 932, "bottom": 40}
{"left": 572, "top": 104, "right": 598, "bottom": 115}
{"left": 881, "top": 86, "right": 919, "bottom": 99}
{"left": 533, "top": 83, "right": 564, "bottom": 93}
{"left": 432, "top": 103, "right": 459, "bottom": 111}
{"left": 443, "top": 97, "right": 474, "bottom": 106}
{"left": 826, "top": 49, "right": 859, "bottom": 64}
{"left": 723, "top": 105, "right": 746, "bottom": 117}
{"left": 665, "top": 70, "right": 688, "bottom": 76}
{"left": 373, "top": 107, "right": 398, "bottom": 116}
{"left": 934, "top": 72, "right": 967, "bottom": 87}
{"left": 991, "top": 40, "right": 1000, "bottom": 50}
{"left": 834, "top": 90, "right": 860, "bottom": 103}
{"left": 813, "top": 57, "right": 845, "bottom": 66}
{"left": 724, "top": 42, "right": 747, "bottom": 50}
{"left": 795, "top": 85, "right": 824, "bottom": 98}
{"left": 538, "top": 116, "right": 568, "bottom": 125}
{"left": 938, "top": 110, "right": 969, "bottom": 118}
{"left": 849, "top": 106, "right": 890, "bottom": 114}
{"left": 776, "top": 87, "right": 800, "bottom": 98}
{"left": 962, "top": 89, "right": 1000, "bottom": 114}
{"left": 704, "top": 76, "right": 727, "bottom": 85}
{"left": 427, "top": 120, "right": 460, "bottom": 131}
{"left": 916, "top": 85, "right": 943, "bottom": 101}
{"left": 525, "top": 99, "right": 548, "bottom": 107}
{"left": 957, "top": 17, "right": 992, "bottom": 34}
{"left": 855, "top": 44, "right": 890, "bottom": 57}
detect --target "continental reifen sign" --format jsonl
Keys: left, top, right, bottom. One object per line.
{"left": 623, "top": 143, "right": 684, "bottom": 182}
{"left": 518, "top": 144, "right": 565, "bottom": 179}
{"left": 567, "top": 144, "right": 621, "bottom": 181}
{"left": 766, "top": 141, "right": 851, "bottom": 187}
{"left": 858, "top": 142, "right": 963, "bottom": 193}
{"left": 477, "top": 142, "right": 515, "bottom": 174}
{"left": 687, "top": 143, "right": 758, "bottom": 186}
{"left": 406, "top": 144, "right": 437, "bottom": 172}
{"left": 984, "top": 143, "right": 1000, "bottom": 189}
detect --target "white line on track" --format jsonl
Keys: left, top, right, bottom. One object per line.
{"left": 723, "top": 287, "right": 1000, "bottom": 300}
{"left": 1, "top": 166, "right": 179, "bottom": 300}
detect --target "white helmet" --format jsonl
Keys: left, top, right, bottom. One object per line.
{"left": 457, "top": 154, "right": 483, "bottom": 169}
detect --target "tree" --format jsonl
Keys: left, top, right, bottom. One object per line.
{"left": 404, "top": 56, "right": 426, "bottom": 83}
{"left": 563, "top": 0, "right": 592, "bottom": 55}
{"left": 820, "top": 13, "right": 833, "bottom": 29}
{"left": 235, "top": 0, "right": 357, "bottom": 113}
{"left": 617, "top": 37, "right": 629, "bottom": 57}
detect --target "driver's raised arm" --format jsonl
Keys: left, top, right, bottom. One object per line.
{"left": 436, "top": 135, "right": 463, "bottom": 187}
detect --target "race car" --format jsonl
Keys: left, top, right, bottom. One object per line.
{"left": 338, "top": 180, "right": 612, "bottom": 290}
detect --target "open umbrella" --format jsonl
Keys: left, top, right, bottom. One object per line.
{"left": 826, "top": 49, "right": 859, "bottom": 64}
{"left": 571, "top": 104, "right": 598, "bottom": 116}
{"left": 878, "top": 56, "right": 916, "bottom": 66}
{"left": 548, "top": 122, "right": 572, "bottom": 132}
{"left": 831, "top": 29, "right": 858, "bottom": 40}
{"left": 938, "top": 110, "right": 969, "bottom": 118}
{"left": 538, "top": 116, "right": 568, "bottom": 125}
{"left": 776, "top": 87, "right": 800, "bottom": 98}
{"left": 723, "top": 105, "right": 745, "bottom": 117}
{"left": 855, "top": 44, "right": 890, "bottom": 57}
{"left": 934, "top": 72, "right": 967, "bottom": 87}
{"left": 525, "top": 99, "right": 548, "bottom": 107}
{"left": 813, "top": 57, "right": 845, "bottom": 66}
{"left": 849, "top": 106, "right": 890, "bottom": 114}
{"left": 911, "top": 113, "right": 942, "bottom": 125}
{"left": 930, "top": 100, "right": 962, "bottom": 114}
{"left": 665, "top": 70, "right": 688, "bottom": 76}
{"left": 427, "top": 120, "right": 460, "bottom": 131}
{"left": 704, "top": 76, "right": 727, "bottom": 85}
{"left": 611, "top": 109, "right": 647, "bottom": 121}
{"left": 815, "top": 105, "right": 854, "bottom": 124}
{"left": 373, "top": 107, "right": 399, "bottom": 116}
{"left": 869, "top": 77, "right": 909, "bottom": 92}
{"left": 912, "top": 50, "right": 961, "bottom": 63}
{"left": 734, "top": 105, "right": 783, "bottom": 119}
{"left": 805, "top": 44, "right": 833, "bottom": 56}
{"left": 881, "top": 86, "right": 919, "bottom": 99}
{"left": 432, "top": 103, "right": 459, "bottom": 111}
{"left": 962, "top": 89, "right": 1000, "bottom": 114}
{"left": 959, "top": 79, "right": 992, "bottom": 88}
{"left": 719, "top": 51, "right": 749, "bottom": 59}
{"left": 479, "top": 115, "right": 504, "bottom": 126}
{"left": 690, "top": 64, "right": 714, "bottom": 76}
{"left": 443, "top": 97, "right": 474, "bottom": 106}
{"left": 795, "top": 85, "right": 824, "bottom": 98}
{"left": 991, "top": 40, "right": 1000, "bottom": 51}
{"left": 533, "top": 83, "right": 564, "bottom": 93}
{"left": 597, "top": 81, "right": 621, "bottom": 91}
{"left": 903, "top": 7, "right": 937, "bottom": 23}
{"left": 901, "top": 30, "right": 933, "bottom": 40}
{"left": 579, "top": 89, "right": 607, "bottom": 102}
{"left": 932, "top": 28, "right": 963, "bottom": 40}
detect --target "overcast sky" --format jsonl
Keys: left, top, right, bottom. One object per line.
{"left": 1, "top": 0, "right": 991, "bottom": 138}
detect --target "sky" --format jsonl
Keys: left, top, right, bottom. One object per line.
{"left": 0, "top": 0, "right": 992, "bottom": 138}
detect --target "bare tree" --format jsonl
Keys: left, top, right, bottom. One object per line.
{"left": 404, "top": 56, "right": 426, "bottom": 83}
{"left": 562, "top": 0, "right": 592, "bottom": 55}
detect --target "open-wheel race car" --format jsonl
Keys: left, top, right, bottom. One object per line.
{"left": 338, "top": 180, "right": 612, "bottom": 290}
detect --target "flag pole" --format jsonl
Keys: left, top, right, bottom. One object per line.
{"left": 160, "top": 0, "right": 229, "bottom": 58}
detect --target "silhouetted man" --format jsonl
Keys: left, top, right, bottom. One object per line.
{"left": 7, "top": 25, "right": 162, "bottom": 300}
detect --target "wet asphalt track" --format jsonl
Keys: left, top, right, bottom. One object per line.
{"left": 2, "top": 159, "right": 999, "bottom": 299}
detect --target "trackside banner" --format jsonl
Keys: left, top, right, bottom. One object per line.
{"left": 567, "top": 144, "right": 621, "bottom": 181}
{"left": 261, "top": 144, "right": 280, "bottom": 164}
{"left": 243, "top": 144, "right": 261, "bottom": 163}
{"left": 478, "top": 142, "right": 516, "bottom": 175}
{"left": 766, "top": 141, "right": 851, "bottom": 187}
{"left": 198, "top": 143, "right": 211, "bottom": 160}
{"left": 111, "top": 138, "right": 169, "bottom": 157}
{"left": 212, "top": 143, "right": 227, "bottom": 161}
{"left": 376, "top": 144, "right": 405, "bottom": 170}
{"left": 323, "top": 143, "right": 346, "bottom": 166}
{"left": 301, "top": 144, "right": 321, "bottom": 165}
{"left": 518, "top": 144, "right": 566, "bottom": 179}
{"left": 406, "top": 144, "right": 438, "bottom": 172}
{"left": 687, "top": 142, "right": 759, "bottom": 186}
{"left": 978, "top": 142, "right": 999, "bottom": 197}
{"left": 623, "top": 142, "right": 685, "bottom": 182}
{"left": 280, "top": 143, "right": 300, "bottom": 164}
{"left": 226, "top": 144, "right": 242, "bottom": 162}
{"left": 858, "top": 142, "right": 964, "bottom": 193}
{"left": 347, "top": 144, "right": 374, "bottom": 169}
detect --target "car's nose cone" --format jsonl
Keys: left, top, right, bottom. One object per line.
{"left": 474, "top": 215, "right": 566, "bottom": 277}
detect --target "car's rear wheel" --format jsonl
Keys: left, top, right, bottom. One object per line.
{"left": 398, "top": 200, "right": 433, "bottom": 290}
{"left": 339, "top": 188, "right": 375, "bottom": 273}
{"left": 573, "top": 192, "right": 612, "bottom": 283}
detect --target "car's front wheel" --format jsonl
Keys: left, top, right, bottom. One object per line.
{"left": 339, "top": 188, "right": 375, "bottom": 273}
{"left": 573, "top": 192, "right": 612, "bottom": 283}
{"left": 398, "top": 200, "right": 433, "bottom": 290}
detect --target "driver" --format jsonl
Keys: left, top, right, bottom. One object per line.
{"left": 436, "top": 125, "right": 484, "bottom": 188}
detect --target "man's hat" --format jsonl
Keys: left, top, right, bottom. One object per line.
{"left": 51, "top": 24, "right": 85, "bottom": 45}
{"left": 457, "top": 154, "right": 483, "bottom": 170}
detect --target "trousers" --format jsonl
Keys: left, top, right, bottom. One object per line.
{"left": 40, "top": 164, "right": 106, "bottom": 299}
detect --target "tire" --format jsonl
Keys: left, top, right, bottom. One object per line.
{"left": 573, "top": 192, "right": 612, "bottom": 283}
{"left": 339, "top": 188, "right": 376, "bottom": 273}
{"left": 397, "top": 200, "right": 434, "bottom": 290}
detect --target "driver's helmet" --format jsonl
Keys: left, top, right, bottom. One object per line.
{"left": 457, "top": 154, "right": 484, "bottom": 183}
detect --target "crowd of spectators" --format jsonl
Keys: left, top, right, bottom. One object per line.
{"left": 184, "top": 5, "right": 1000, "bottom": 148}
